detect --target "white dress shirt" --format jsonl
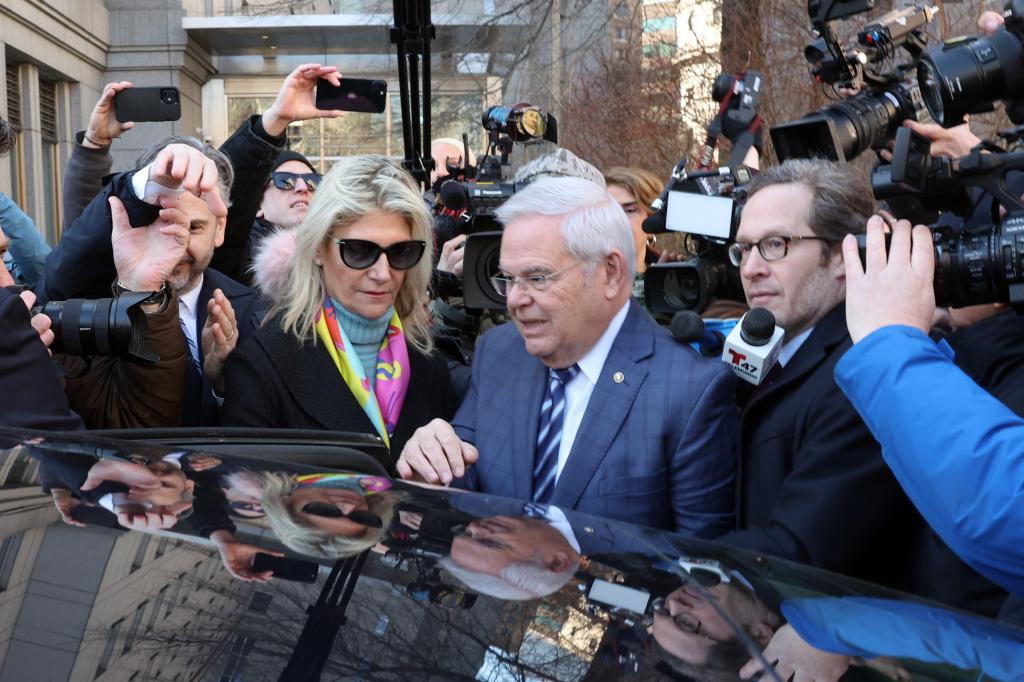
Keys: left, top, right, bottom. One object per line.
{"left": 555, "top": 300, "right": 631, "bottom": 480}
{"left": 177, "top": 275, "right": 204, "bottom": 367}
{"left": 778, "top": 325, "right": 814, "bottom": 368}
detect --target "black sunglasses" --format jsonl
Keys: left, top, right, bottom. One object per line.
{"left": 328, "top": 238, "right": 426, "bottom": 270}
{"left": 270, "top": 171, "right": 322, "bottom": 192}
{"left": 300, "top": 501, "right": 383, "bottom": 528}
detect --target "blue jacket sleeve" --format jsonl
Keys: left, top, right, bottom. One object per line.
{"left": 782, "top": 597, "right": 1024, "bottom": 679}
{"left": 0, "top": 192, "right": 50, "bottom": 286}
{"left": 835, "top": 325, "right": 1024, "bottom": 597}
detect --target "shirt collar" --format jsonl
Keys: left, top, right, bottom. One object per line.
{"left": 778, "top": 324, "right": 814, "bottom": 367}
{"left": 576, "top": 300, "right": 631, "bottom": 384}
{"left": 177, "top": 274, "right": 205, "bottom": 318}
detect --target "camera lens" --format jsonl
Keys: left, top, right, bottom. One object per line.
{"left": 917, "top": 31, "right": 1024, "bottom": 126}
{"left": 160, "top": 89, "right": 178, "bottom": 105}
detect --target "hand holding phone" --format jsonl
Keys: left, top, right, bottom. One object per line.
{"left": 316, "top": 78, "right": 387, "bottom": 114}
{"left": 114, "top": 87, "right": 181, "bottom": 123}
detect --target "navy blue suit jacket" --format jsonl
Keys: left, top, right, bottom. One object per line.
{"left": 451, "top": 300, "right": 737, "bottom": 536}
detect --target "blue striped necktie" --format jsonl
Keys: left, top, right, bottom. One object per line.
{"left": 180, "top": 317, "right": 204, "bottom": 426}
{"left": 533, "top": 365, "right": 578, "bottom": 504}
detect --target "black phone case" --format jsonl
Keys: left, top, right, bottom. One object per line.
{"left": 114, "top": 87, "right": 182, "bottom": 123}
{"left": 251, "top": 553, "right": 319, "bottom": 583}
{"left": 316, "top": 78, "right": 388, "bottom": 114}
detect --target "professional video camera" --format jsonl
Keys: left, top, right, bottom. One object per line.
{"left": 916, "top": 0, "right": 1024, "bottom": 127}
{"left": 770, "top": 1, "right": 939, "bottom": 162}
{"left": 433, "top": 102, "right": 558, "bottom": 311}
{"left": 640, "top": 165, "right": 749, "bottom": 315}
{"left": 869, "top": 125, "right": 1024, "bottom": 310}
{"left": 640, "top": 67, "right": 760, "bottom": 316}
{"left": 4, "top": 287, "right": 159, "bottom": 361}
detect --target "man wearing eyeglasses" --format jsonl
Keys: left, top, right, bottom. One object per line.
{"left": 398, "top": 176, "right": 738, "bottom": 536}
{"left": 716, "top": 159, "right": 919, "bottom": 588}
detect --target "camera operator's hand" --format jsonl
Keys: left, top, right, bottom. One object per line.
{"left": 739, "top": 624, "right": 850, "bottom": 682}
{"left": 904, "top": 118, "right": 980, "bottom": 159}
{"left": 438, "top": 234, "right": 467, "bottom": 277}
{"left": 147, "top": 144, "right": 229, "bottom": 219}
{"left": 18, "top": 289, "right": 55, "bottom": 351}
{"left": 83, "top": 81, "right": 134, "bottom": 149}
{"left": 201, "top": 288, "right": 238, "bottom": 393}
{"left": 979, "top": 11, "right": 1004, "bottom": 35}
{"left": 110, "top": 194, "right": 189, "bottom": 293}
{"left": 396, "top": 418, "right": 478, "bottom": 485}
{"left": 262, "top": 63, "right": 344, "bottom": 137}
{"left": 843, "top": 216, "right": 936, "bottom": 343}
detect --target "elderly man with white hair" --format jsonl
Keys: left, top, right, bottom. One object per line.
{"left": 398, "top": 177, "right": 737, "bottom": 535}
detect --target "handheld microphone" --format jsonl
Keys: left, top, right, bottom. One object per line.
{"left": 670, "top": 310, "right": 725, "bottom": 357}
{"left": 438, "top": 181, "right": 470, "bottom": 213}
{"left": 721, "top": 308, "right": 784, "bottom": 385}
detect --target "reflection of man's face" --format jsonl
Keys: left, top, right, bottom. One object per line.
{"left": 449, "top": 516, "right": 578, "bottom": 576}
{"left": 0, "top": 226, "right": 15, "bottom": 287}
{"left": 651, "top": 583, "right": 776, "bottom": 665}
{"left": 288, "top": 486, "right": 372, "bottom": 537}
{"left": 143, "top": 461, "right": 195, "bottom": 506}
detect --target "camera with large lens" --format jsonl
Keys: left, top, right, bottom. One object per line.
{"left": 641, "top": 167, "right": 749, "bottom": 315}
{"left": 915, "top": 1, "right": 1024, "bottom": 127}
{"left": 870, "top": 126, "right": 1024, "bottom": 310}
{"left": 771, "top": 2, "right": 938, "bottom": 162}
{"left": 432, "top": 103, "right": 559, "bottom": 311}
{"left": 6, "top": 287, "right": 160, "bottom": 361}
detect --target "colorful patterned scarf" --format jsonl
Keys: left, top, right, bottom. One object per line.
{"left": 315, "top": 297, "right": 411, "bottom": 449}
{"left": 295, "top": 473, "right": 392, "bottom": 493}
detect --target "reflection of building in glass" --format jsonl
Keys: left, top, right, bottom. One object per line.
{"left": 0, "top": 445, "right": 249, "bottom": 681}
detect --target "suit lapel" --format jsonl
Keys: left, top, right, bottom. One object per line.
{"left": 740, "top": 305, "right": 849, "bottom": 423}
{"left": 512, "top": 357, "right": 548, "bottom": 500}
{"left": 551, "top": 302, "right": 653, "bottom": 509}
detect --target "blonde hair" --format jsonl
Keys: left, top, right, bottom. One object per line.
{"left": 603, "top": 166, "right": 663, "bottom": 210}
{"left": 259, "top": 471, "right": 397, "bottom": 559}
{"left": 267, "top": 155, "right": 434, "bottom": 354}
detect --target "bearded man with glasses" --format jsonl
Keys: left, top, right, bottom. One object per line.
{"left": 712, "top": 159, "right": 927, "bottom": 591}
{"left": 397, "top": 176, "right": 737, "bottom": 535}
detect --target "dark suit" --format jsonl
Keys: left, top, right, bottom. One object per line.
{"left": 0, "top": 288, "right": 83, "bottom": 430}
{"left": 451, "top": 300, "right": 737, "bottom": 536}
{"left": 718, "top": 304, "right": 918, "bottom": 588}
{"left": 221, "top": 318, "right": 455, "bottom": 462}
{"left": 185, "top": 268, "right": 263, "bottom": 426}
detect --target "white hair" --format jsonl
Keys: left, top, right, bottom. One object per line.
{"left": 437, "top": 556, "right": 576, "bottom": 601}
{"left": 514, "top": 147, "right": 606, "bottom": 187}
{"left": 495, "top": 176, "right": 636, "bottom": 279}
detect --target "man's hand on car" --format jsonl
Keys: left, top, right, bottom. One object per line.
{"left": 396, "top": 418, "right": 478, "bottom": 485}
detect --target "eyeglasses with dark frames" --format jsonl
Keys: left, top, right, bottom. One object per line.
{"left": 328, "top": 238, "right": 427, "bottom": 270}
{"left": 728, "top": 235, "right": 833, "bottom": 267}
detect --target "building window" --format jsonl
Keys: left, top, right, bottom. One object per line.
{"left": 39, "top": 79, "right": 60, "bottom": 242}
{"left": 154, "top": 538, "right": 168, "bottom": 558}
{"left": 0, "top": 534, "right": 23, "bottom": 589}
{"left": 123, "top": 602, "right": 147, "bottom": 653}
{"left": 147, "top": 587, "right": 167, "bottom": 632}
{"left": 95, "top": 619, "right": 123, "bottom": 679}
{"left": 643, "top": 16, "right": 677, "bottom": 33}
{"left": 219, "top": 633, "right": 254, "bottom": 681}
{"left": 131, "top": 536, "right": 150, "bottom": 571}
{"left": 615, "top": 26, "right": 627, "bottom": 41}
{"left": 615, "top": 3, "right": 628, "bottom": 18}
{"left": 5, "top": 64, "right": 23, "bottom": 207}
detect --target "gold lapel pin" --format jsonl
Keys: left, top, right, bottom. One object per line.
{"left": 613, "top": 371, "right": 625, "bottom": 384}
